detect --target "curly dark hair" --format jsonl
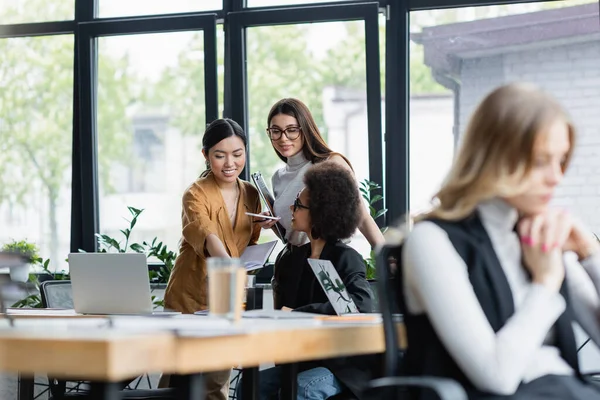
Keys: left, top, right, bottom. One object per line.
{"left": 303, "top": 161, "right": 361, "bottom": 241}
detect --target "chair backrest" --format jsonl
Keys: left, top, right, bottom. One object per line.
{"left": 375, "top": 244, "right": 403, "bottom": 378}
{"left": 40, "top": 280, "right": 74, "bottom": 309}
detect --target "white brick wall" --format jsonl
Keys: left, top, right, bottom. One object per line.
{"left": 457, "top": 40, "right": 600, "bottom": 233}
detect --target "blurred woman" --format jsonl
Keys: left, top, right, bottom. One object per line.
{"left": 164, "top": 118, "right": 261, "bottom": 400}
{"left": 402, "top": 83, "right": 600, "bottom": 399}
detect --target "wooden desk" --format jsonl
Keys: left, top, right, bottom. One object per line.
{"left": 0, "top": 329, "right": 174, "bottom": 381}
{"left": 174, "top": 322, "right": 405, "bottom": 374}
{"left": 0, "top": 315, "right": 406, "bottom": 400}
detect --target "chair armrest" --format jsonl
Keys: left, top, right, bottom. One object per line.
{"left": 363, "top": 376, "right": 467, "bottom": 400}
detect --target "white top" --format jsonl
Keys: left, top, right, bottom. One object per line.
{"left": 403, "top": 198, "right": 600, "bottom": 395}
{"left": 272, "top": 151, "right": 312, "bottom": 246}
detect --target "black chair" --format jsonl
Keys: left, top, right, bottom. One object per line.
{"left": 39, "top": 280, "right": 177, "bottom": 400}
{"left": 363, "top": 242, "right": 467, "bottom": 400}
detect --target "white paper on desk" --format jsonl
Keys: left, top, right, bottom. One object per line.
{"left": 307, "top": 259, "right": 359, "bottom": 316}
{"left": 8, "top": 317, "right": 109, "bottom": 331}
{"left": 242, "top": 309, "right": 318, "bottom": 319}
{"left": 240, "top": 240, "right": 277, "bottom": 272}
{"left": 6, "top": 308, "right": 79, "bottom": 316}
{"left": 107, "top": 315, "right": 235, "bottom": 331}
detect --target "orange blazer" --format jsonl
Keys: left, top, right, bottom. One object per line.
{"left": 164, "top": 173, "right": 261, "bottom": 314}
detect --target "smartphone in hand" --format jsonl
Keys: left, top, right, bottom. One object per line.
{"left": 245, "top": 212, "right": 280, "bottom": 222}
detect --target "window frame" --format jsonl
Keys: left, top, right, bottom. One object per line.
{"left": 0, "top": 0, "right": 577, "bottom": 252}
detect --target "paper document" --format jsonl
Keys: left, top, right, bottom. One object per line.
{"left": 242, "top": 309, "right": 318, "bottom": 319}
{"left": 240, "top": 240, "right": 278, "bottom": 271}
{"left": 307, "top": 259, "right": 359, "bottom": 316}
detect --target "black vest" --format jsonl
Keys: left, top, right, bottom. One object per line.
{"left": 398, "top": 213, "right": 580, "bottom": 399}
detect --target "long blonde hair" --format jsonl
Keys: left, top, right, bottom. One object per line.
{"left": 422, "top": 83, "right": 576, "bottom": 221}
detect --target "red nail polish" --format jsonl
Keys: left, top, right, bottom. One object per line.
{"left": 542, "top": 244, "right": 549, "bottom": 252}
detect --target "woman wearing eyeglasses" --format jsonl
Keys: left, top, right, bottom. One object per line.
{"left": 256, "top": 98, "right": 384, "bottom": 249}
{"left": 238, "top": 161, "right": 375, "bottom": 400}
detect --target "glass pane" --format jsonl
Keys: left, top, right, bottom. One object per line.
{"left": 0, "top": 35, "right": 74, "bottom": 273}
{"left": 99, "top": 0, "right": 221, "bottom": 18}
{"left": 0, "top": 0, "right": 73, "bottom": 24}
{"left": 248, "top": 0, "right": 357, "bottom": 7}
{"left": 98, "top": 31, "right": 207, "bottom": 256}
{"left": 409, "top": 0, "right": 599, "bottom": 215}
{"left": 247, "top": 20, "right": 381, "bottom": 257}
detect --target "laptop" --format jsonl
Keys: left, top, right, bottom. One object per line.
{"left": 68, "top": 253, "right": 179, "bottom": 315}
{"left": 307, "top": 259, "right": 359, "bottom": 315}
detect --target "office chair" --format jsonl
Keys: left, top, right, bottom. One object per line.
{"left": 363, "top": 242, "right": 467, "bottom": 400}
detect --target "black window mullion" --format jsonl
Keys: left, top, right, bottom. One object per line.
{"left": 71, "top": 0, "right": 98, "bottom": 253}
{"left": 408, "top": 0, "right": 559, "bottom": 11}
{"left": 231, "top": 1, "right": 380, "bottom": 25}
{"left": 80, "top": 13, "right": 219, "bottom": 36}
{"left": 0, "top": 21, "right": 75, "bottom": 38}
{"left": 227, "top": 12, "right": 249, "bottom": 180}
{"left": 365, "top": 10, "right": 385, "bottom": 227}
{"left": 204, "top": 19, "right": 219, "bottom": 124}
{"left": 385, "top": 0, "right": 409, "bottom": 226}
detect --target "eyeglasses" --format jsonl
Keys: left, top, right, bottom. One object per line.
{"left": 293, "top": 197, "right": 310, "bottom": 212}
{"left": 266, "top": 126, "right": 301, "bottom": 141}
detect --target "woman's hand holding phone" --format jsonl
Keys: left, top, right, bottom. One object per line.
{"left": 246, "top": 211, "right": 280, "bottom": 229}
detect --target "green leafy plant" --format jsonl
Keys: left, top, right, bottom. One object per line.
{"left": 360, "top": 179, "right": 388, "bottom": 280}
{"left": 360, "top": 180, "right": 388, "bottom": 222}
{"left": 91, "top": 206, "right": 176, "bottom": 308}
{"left": 3, "top": 239, "right": 68, "bottom": 308}
{"left": 144, "top": 238, "right": 176, "bottom": 284}
{"left": 92, "top": 206, "right": 176, "bottom": 285}
{"left": 10, "top": 206, "right": 177, "bottom": 309}
{"left": 95, "top": 206, "right": 144, "bottom": 253}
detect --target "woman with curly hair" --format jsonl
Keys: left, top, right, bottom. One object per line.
{"left": 238, "top": 161, "right": 375, "bottom": 400}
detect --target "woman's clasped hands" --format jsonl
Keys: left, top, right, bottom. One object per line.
{"left": 518, "top": 209, "right": 600, "bottom": 292}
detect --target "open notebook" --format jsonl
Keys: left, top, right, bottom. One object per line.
{"left": 307, "top": 259, "right": 359, "bottom": 315}
{"left": 241, "top": 240, "right": 278, "bottom": 272}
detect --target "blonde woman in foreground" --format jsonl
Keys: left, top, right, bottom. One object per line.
{"left": 401, "top": 83, "right": 600, "bottom": 399}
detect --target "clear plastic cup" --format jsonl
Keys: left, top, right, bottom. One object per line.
{"left": 207, "top": 257, "right": 247, "bottom": 321}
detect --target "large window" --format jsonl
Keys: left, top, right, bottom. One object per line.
{"left": 246, "top": 19, "right": 379, "bottom": 256}
{"left": 0, "top": 35, "right": 74, "bottom": 271}
{"left": 1, "top": 0, "right": 388, "bottom": 267}
{"left": 248, "top": 0, "right": 357, "bottom": 7}
{"left": 409, "top": 1, "right": 599, "bottom": 219}
{"left": 97, "top": 31, "right": 208, "bottom": 253}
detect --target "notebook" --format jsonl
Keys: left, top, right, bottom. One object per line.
{"left": 307, "top": 259, "right": 359, "bottom": 316}
{"left": 250, "top": 171, "right": 287, "bottom": 243}
{"left": 241, "top": 240, "right": 278, "bottom": 272}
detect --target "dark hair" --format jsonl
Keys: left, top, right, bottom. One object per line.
{"left": 303, "top": 161, "right": 361, "bottom": 241}
{"left": 267, "top": 98, "right": 350, "bottom": 167}
{"left": 201, "top": 118, "right": 247, "bottom": 177}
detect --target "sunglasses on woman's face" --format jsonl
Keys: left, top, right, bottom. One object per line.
{"left": 293, "top": 197, "right": 310, "bottom": 212}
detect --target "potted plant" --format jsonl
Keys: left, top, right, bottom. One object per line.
{"left": 359, "top": 179, "right": 387, "bottom": 280}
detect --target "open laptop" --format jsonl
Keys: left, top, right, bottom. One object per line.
{"left": 68, "top": 253, "right": 179, "bottom": 315}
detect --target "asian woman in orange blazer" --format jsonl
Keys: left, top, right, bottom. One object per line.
{"left": 164, "top": 118, "right": 262, "bottom": 400}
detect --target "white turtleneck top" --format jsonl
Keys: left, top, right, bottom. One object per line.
{"left": 271, "top": 151, "right": 312, "bottom": 246}
{"left": 403, "top": 198, "right": 600, "bottom": 395}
